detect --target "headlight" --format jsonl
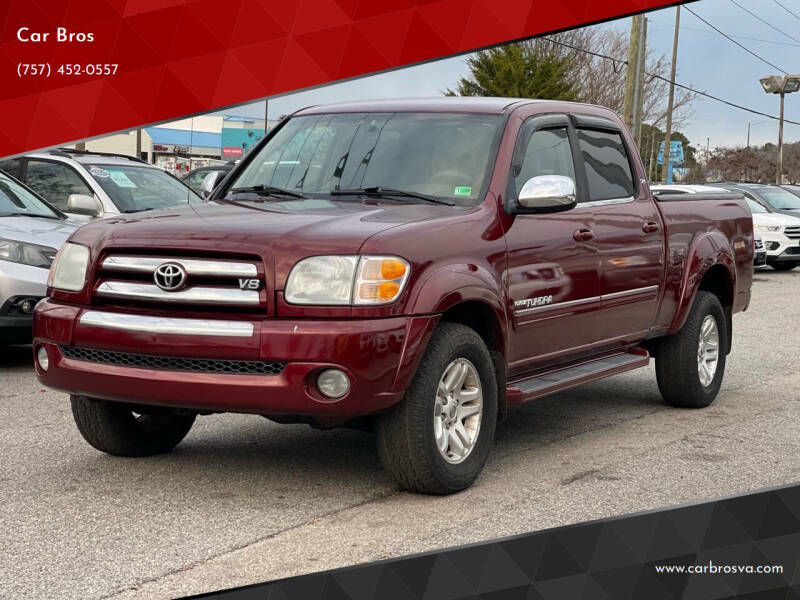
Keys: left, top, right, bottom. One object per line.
{"left": 755, "top": 224, "right": 782, "bottom": 232}
{"left": 47, "top": 243, "right": 90, "bottom": 292}
{"left": 0, "top": 238, "right": 57, "bottom": 268}
{"left": 285, "top": 255, "right": 410, "bottom": 305}
{"left": 285, "top": 256, "right": 359, "bottom": 305}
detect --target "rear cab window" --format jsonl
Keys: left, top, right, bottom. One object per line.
{"left": 575, "top": 128, "right": 635, "bottom": 202}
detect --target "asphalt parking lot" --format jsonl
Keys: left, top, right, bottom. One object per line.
{"left": 1, "top": 268, "right": 799, "bottom": 600}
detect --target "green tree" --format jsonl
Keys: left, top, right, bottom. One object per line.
{"left": 445, "top": 43, "right": 579, "bottom": 101}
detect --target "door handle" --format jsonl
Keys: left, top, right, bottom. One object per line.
{"left": 642, "top": 221, "right": 660, "bottom": 234}
{"left": 573, "top": 228, "right": 594, "bottom": 242}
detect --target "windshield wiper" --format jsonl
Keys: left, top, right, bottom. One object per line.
{"left": 331, "top": 186, "right": 455, "bottom": 206}
{"left": 0, "top": 212, "right": 60, "bottom": 220}
{"left": 228, "top": 185, "right": 307, "bottom": 199}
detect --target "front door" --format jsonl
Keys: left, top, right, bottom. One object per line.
{"left": 504, "top": 116, "right": 599, "bottom": 376}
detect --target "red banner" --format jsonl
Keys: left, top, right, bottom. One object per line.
{"left": 0, "top": 0, "right": 680, "bottom": 157}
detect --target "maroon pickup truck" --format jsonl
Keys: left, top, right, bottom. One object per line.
{"left": 34, "top": 98, "right": 753, "bottom": 494}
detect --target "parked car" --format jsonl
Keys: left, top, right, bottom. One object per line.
{"left": 0, "top": 149, "right": 202, "bottom": 220}
{"left": 779, "top": 184, "right": 800, "bottom": 207}
{"left": 708, "top": 182, "right": 800, "bottom": 217}
{"left": 0, "top": 171, "right": 78, "bottom": 344}
{"left": 183, "top": 164, "right": 233, "bottom": 196}
{"left": 651, "top": 185, "right": 778, "bottom": 269}
{"left": 754, "top": 234, "right": 767, "bottom": 268}
{"left": 34, "top": 98, "right": 754, "bottom": 494}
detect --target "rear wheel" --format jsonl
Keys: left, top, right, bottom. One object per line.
{"left": 71, "top": 395, "right": 195, "bottom": 456}
{"left": 376, "top": 323, "right": 497, "bottom": 494}
{"left": 771, "top": 263, "right": 797, "bottom": 271}
{"left": 655, "top": 291, "right": 727, "bottom": 408}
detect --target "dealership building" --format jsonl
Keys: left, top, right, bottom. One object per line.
{"left": 70, "top": 114, "right": 276, "bottom": 175}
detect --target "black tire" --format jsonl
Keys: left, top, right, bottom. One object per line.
{"left": 376, "top": 323, "right": 498, "bottom": 494}
{"left": 771, "top": 263, "right": 797, "bottom": 271}
{"left": 71, "top": 396, "right": 195, "bottom": 456}
{"left": 655, "top": 291, "right": 727, "bottom": 408}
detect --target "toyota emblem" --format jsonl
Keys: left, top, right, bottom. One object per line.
{"left": 153, "top": 262, "right": 187, "bottom": 292}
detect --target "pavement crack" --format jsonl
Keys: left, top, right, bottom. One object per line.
{"left": 96, "top": 488, "right": 400, "bottom": 600}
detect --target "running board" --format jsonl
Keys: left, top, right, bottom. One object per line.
{"left": 506, "top": 349, "right": 649, "bottom": 404}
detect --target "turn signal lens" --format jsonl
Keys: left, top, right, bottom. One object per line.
{"left": 381, "top": 259, "right": 407, "bottom": 280}
{"left": 354, "top": 256, "right": 410, "bottom": 305}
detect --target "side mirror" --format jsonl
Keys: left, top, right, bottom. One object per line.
{"left": 514, "top": 175, "right": 577, "bottom": 214}
{"left": 200, "top": 171, "right": 221, "bottom": 198}
{"left": 67, "top": 193, "right": 102, "bottom": 217}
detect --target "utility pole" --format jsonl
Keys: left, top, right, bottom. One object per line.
{"left": 649, "top": 129, "right": 657, "bottom": 182}
{"left": 777, "top": 91, "right": 785, "bottom": 184}
{"left": 136, "top": 129, "right": 142, "bottom": 161}
{"left": 746, "top": 122, "right": 751, "bottom": 148}
{"left": 635, "top": 17, "right": 648, "bottom": 146}
{"left": 662, "top": 6, "right": 681, "bottom": 184}
{"left": 264, "top": 98, "right": 269, "bottom": 134}
{"left": 623, "top": 15, "right": 644, "bottom": 132}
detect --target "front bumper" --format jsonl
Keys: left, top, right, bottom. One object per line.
{"left": 33, "top": 300, "right": 438, "bottom": 418}
{"left": 0, "top": 260, "right": 48, "bottom": 344}
{"left": 758, "top": 231, "right": 800, "bottom": 263}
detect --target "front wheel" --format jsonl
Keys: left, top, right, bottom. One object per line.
{"left": 655, "top": 291, "right": 727, "bottom": 408}
{"left": 376, "top": 323, "right": 498, "bottom": 494}
{"left": 71, "top": 396, "right": 196, "bottom": 456}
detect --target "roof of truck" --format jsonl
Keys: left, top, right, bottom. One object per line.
{"left": 293, "top": 97, "right": 559, "bottom": 116}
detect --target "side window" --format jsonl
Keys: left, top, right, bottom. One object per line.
{"left": 24, "top": 160, "right": 93, "bottom": 210}
{"left": 514, "top": 127, "right": 575, "bottom": 196}
{"left": 576, "top": 129, "right": 635, "bottom": 201}
{"left": 0, "top": 158, "right": 20, "bottom": 177}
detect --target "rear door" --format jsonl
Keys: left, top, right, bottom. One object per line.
{"left": 504, "top": 114, "right": 599, "bottom": 375}
{"left": 572, "top": 115, "right": 665, "bottom": 347}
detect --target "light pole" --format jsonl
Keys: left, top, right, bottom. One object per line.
{"left": 760, "top": 74, "right": 800, "bottom": 184}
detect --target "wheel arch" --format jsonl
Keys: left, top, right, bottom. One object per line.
{"left": 438, "top": 298, "right": 508, "bottom": 423}
{"left": 669, "top": 246, "right": 736, "bottom": 353}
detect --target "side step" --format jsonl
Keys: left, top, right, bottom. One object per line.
{"left": 506, "top": 349, "right": 650, "bottom": 404}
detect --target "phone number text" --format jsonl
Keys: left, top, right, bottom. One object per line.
{"left": 17, "top": 63, "right": 119, "bottom": 77}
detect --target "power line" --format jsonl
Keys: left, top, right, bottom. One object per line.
{"left": 683, "top": 6, "right": 787, "bottom": 73}
{"left": 542, "top": 37, "right": 800, "bottom": 127}
{"left": 652, "top": 20, "right": 799, "bottom": 46}
{"left": 771, "top": 0, "right": 800, "bottom": 22}
{"left": 649, "top": 18, "right": 800, "bottom": 47}
{"left": 729, "top": 0, "right": 800, "bottom": 45}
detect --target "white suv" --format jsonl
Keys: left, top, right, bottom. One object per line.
{"left": 651, "top": 184, "right": 800, "bottom": 271}
{"left": 0, "top": 149, "right": 202, "bottom": 220}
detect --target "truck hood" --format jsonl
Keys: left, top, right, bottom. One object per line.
{"left": 0, "top": 216, "right": 79, "bottom": 249}
{"left": 69, "top": 198, "right": 459, "bottom": 283}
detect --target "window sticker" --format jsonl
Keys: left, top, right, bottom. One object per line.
{"left": 89, "top": 166, "right": 110, "bottom": 178}
{"left": 107, "top": 170, "right": 137, "bottom": 188}
{"left": 453, "top": 186, "right": 472, "bottom": 196}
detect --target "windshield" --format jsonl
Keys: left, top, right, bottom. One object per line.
{"left": 745, "top": 198, "right": 768, "bottom": 214}
{"left": 0, "top": 172, "right": 61, "bottom": 218}
{"left": 86, "top": 165, "right": 202, "bottom": 212}
{"left": 758, "top": 187, "right": 800, "bottom": 210}
{"left": 230, "top": 112, "right": 503, "bottom": 204}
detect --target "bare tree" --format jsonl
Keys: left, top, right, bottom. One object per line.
{"left": 524, "top": 27, "right": 695, "bottom": 130}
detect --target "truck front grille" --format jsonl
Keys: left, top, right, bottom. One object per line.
{"left": 785, "top": 226, "right": 800, "bottom": 240}
{"left": 60, "top": 345, "right": 286, "bottom": 375}
{"left": 94, "top": 253, "right": 266, "bottom": 311}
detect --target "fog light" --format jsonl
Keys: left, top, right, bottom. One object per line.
{"left": 19, "top": 298, "right": 35, "bottom": 313}
{"left": 37, "top": 346, "right": 49, "bottom": 371}
{"left": 317, "top": 369, "right": 350, "bottom": 398}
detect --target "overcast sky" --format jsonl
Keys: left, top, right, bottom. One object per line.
{"left": 217, "top": 0, "right": 800, "bottom": 153}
